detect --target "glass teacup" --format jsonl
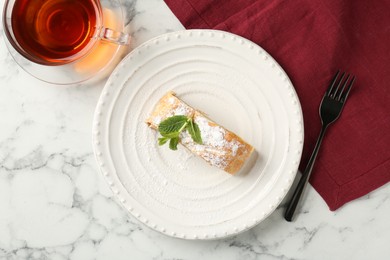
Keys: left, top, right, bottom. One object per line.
{"left": 2, "top": 0, "right": 131, "bottom": 84}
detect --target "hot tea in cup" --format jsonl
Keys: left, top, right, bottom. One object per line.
{"left": 11, "top": 0, "right": 102, "bottom": 65}
{"left": 3, "top": 0, "right": 130, "bottom": 83}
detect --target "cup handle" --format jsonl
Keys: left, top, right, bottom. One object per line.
{"left": 99, "top": 27, "right": 131, "bottom": 45}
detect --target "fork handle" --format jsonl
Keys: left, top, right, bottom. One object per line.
{"left": 284, "top": 125, "right": 328, "bottom": 222}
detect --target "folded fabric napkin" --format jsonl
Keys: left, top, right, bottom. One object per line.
{"left": 165, "top": 0, "right": 390, "bottom": 210}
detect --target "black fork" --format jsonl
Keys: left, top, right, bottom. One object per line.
{"left": 284, "top": 71, "right": 356, "bottom": 222}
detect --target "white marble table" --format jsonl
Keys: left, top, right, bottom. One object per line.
{"left": 0, "top": 0, "right": 389, "bottom": 259}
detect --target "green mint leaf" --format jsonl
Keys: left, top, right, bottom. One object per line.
{"left": 157, "top": 115, "right": 203, "bottom": 150}
{"left": 187, "top": 119, "right": 203, "bottom": 144}
{"left": 158, "top": 115, "right": 188, "bottom": 135}
{"left": 158, "top": 137, "right": 169, "bottom": 146}
{"left": 169, "top": 137, "right": 179, "bottom": 150}
{"left": 160, "top": 132, "right": 180, "bottom": 138}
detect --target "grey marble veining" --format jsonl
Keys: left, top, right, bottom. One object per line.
{"left": 0, "top": 0, "right": 389, "bottom": 259}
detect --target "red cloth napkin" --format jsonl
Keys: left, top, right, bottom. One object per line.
{"left": 165, "top": 0, "right": 390, "bottom": 210}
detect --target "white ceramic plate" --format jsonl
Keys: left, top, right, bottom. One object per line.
{"left": 93, "top": 30, "right": 304, "bottom": 240}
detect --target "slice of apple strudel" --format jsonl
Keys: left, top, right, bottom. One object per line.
{"left": 146, "top": 91, "right": 254, "bottom": 174}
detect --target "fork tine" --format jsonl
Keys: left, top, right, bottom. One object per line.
{"left": 331, "top": 72, "right": 346, "bottom": 98}
{"left": 326, "top": 70, "right": 340, "bottom": 96}
{"left": 336, "top": 74, "right": 351, "bottom": 101}
{"left": 340, "top": 75, "right": 356, "bottom": 102}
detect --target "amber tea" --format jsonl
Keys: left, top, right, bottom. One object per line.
{"left": 11, "top": 0, "right": 101, "bottom": 64}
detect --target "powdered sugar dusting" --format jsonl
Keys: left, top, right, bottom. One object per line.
{"left": 231, "top": 141, "right": 240, "bottom": 157}
{"left": 149, "top": 98, "right": 193, "bottom": 126}
{"left": 152, "top": 116, "right": 162, "bottom": 126}
{"left": 173, "top": 103, "right": 192, "bottom": 116}
{"left": 181, "top": 115, "right": 244, "bottom": 170}
{"left": 196, "top": 117, "right": 226, "bottom": 149}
